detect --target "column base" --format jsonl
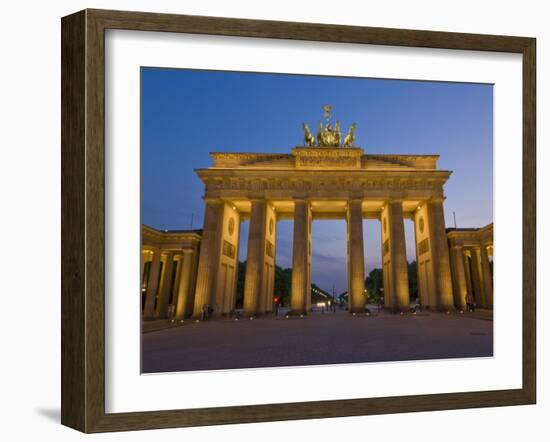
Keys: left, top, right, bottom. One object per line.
{"left": 287, "top": 309, "right": 307, "bottom": 317}
{"left": 434, "top": 305, "right": 456, "bottom": 312}
{"left": 242, "top": 310, "right": 263, "bottom": 318}
{"left": 191, "top": 313, "right": 218, "bottom": 321}
{"left": 383, "top": 306, "right": 413, "bottom": 314}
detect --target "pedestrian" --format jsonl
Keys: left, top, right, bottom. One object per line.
{"left": 465, "top": 292, "right": 474, "bottom": 312}
{"left": 201, "top": 303, "right": 207, "bottom": 321}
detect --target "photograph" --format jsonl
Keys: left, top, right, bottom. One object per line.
{"left": 139, "top": 68, "right": 494, "bottom": 373}
{"left": 0, "top": 0, "right": 543, "bottom": 438}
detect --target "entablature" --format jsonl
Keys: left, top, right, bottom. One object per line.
{"left": 447, "top": 223, "right": 494, "bottom": 248}
{"left": 197, "top": 169, "right": 450, "bottom": 201}
{"left": 208, "top": 148, "right": 442, "bottom": 171}
{"left": 142, "top": 225, "right": 202, "bottom": 251}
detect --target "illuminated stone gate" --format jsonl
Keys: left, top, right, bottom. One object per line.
{"left": 191, "top": 108, "right": 457, "bottom": 317}
{"left": 140, "top": 108, "right": 495, "bottom": 320}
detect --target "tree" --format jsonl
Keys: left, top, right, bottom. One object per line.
{"left": 365, "top": 268, "right": 383, "bottom": 302}
{"left": 235, "top": 261, "right": 293, "bottom": 307}
{"left": 364, "top": 261, "right": 418, "bottom": 303}
{"left": 274, "top": 265, "right": 292, "bottom": 306}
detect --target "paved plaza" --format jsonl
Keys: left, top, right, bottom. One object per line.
{"left": 142, "top": 308, "right": 493, "bottom": 373}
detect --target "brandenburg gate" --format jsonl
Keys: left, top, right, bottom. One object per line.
{"left": 191, "top": 107, "right": 456, "bottom": 317}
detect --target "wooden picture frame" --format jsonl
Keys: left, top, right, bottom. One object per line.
{"left": 61, "top": 8, "right": 536, "bottom": 433}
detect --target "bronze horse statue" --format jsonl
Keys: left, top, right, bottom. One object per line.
{"left": 303, "top": 123, "right": 316, "bottom": 146}
{"left": 343, "top": 122, "right": 356, "bottom": 147}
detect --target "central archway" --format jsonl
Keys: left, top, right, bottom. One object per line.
{"left": 311, "top": 219, "right": 348, "bottom": 310}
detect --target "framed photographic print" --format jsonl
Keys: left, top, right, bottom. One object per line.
{"left": 61, "top": 9, "right": 536, "bottom": 433}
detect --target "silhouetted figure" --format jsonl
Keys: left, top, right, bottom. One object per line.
{"left": 466, "top": 292, "right": 475, "bottom": 312}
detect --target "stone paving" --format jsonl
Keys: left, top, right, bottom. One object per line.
{"left": 142, "top": 308, "right": 493, "bottom": 373}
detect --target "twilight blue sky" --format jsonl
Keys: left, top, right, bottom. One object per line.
{"left": 141, "top": 68, "right": 493, "bottom": 294}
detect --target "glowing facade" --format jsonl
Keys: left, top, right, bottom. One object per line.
{"left": 140, "top": 144, "right": 493, "bottom": 319}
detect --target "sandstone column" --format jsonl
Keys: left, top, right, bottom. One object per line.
{"left": 463, "top": 249, "right": 474, "bottom": 297}
{"left": 450, "top": 246, "right": 468, "bottom": 309}
{"left": 290, "top": 199, "right": 310, "bottom": 315}
{"left": 156, "top": 253, "right": 174, "bottom": 318}
{"left": 261, "top": 206, "right": 277, "bottom": 314}
{"left": 426, "top": 199, "right": 454, "bottom": 310}
{"left": 193, "top": 199, "right": 223, "bottom": 317}
{"left": 381, "top": 200, "right": 410, "bottom": 311}
{"left": 140, "top": 251, "right": 149, "bottom": 282}
{"left": 172, "top": 254, "right": 183, "bottom": 300}
{"left": 243, "top": 199, "right": 268, "bottom": 316}
{"left": 480, "top": 245, "right": 493, "bottom": 308}
{"left": 175, "top": 250, "right": 194, "bottom": 319}
{"left": 470, "top": 247, "right": 485, "bottom": 308}
{"left": 143, "top": 248, "right": 161, "bottom": 320}
{"left": 214, "top": 205, "right": 240, "bottom": 316}
{"left": 347, "top": 199, "right": 365, "bottom": 313}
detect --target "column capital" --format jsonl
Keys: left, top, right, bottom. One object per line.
{"left": 181, "top": 248, "right": 195, "bottom": 255}
{"left": 292, "top": 197, "right": 310, "bottom": 208}
{"left": 248, "top": 194, "right": 266, "bottom": 201}
{"left": 385, "top": 197, "right": 404, "bottom": 204}
{"left": 249, "top": 197, "right": 267, "bottom": 204}
{"left": 428, "top": 196, "right": 446, "bottom": 204}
